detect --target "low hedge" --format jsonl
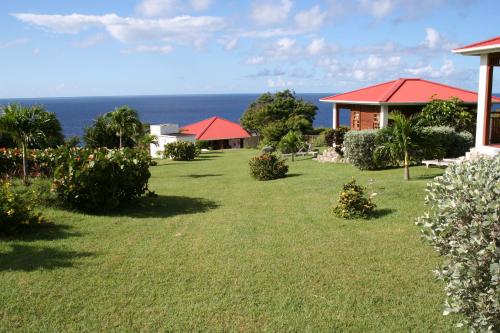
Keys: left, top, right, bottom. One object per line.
{"left": 417, "top": 156, "right": 500, "bottom": 331}
{"left": 249, "top": 153, "right": 288, "bottom": 181}
{"left": 418, "top": 126, "right": 473, "bottom": 159}
{"left": 53, "top": 148, "right": 151, "bottom": 211}
{"left": 163, "top": 141, "right": 198, "bottom": 161}
{"left": 344, "top": 130, "right": 381, "bottom": 170}
{"left": 0, "top": 148, "right": 60, "bottom": 178}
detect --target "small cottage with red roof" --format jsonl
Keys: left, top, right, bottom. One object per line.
{"left": 182, "top": 116, "right": 252, "bottom": 149}
{"left": 320, "top": 78, "right": 500, "bottom": 131}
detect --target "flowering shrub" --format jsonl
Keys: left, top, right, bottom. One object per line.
{"left": 53, "top": 148, "right": 151, "bottom": 211}
{"left": 417, "top": 156, "right": 500, "bottom": 331}
{"left": 249, "top": 153, "right": 288, "bottom": 181}
{"left": 332, "top": 178, "right": 375, "bottom": 219}
{"left": 0, "top": 148, "right": 60, "bottom": 178}
{"left": 163, "top": 141, "right": 198, "bottom": 161}
{"left": 0, "top": 180, "right": 47, "bottom": 232}
{"left": 324, "top": 126, "right": 350, "bottom": 154}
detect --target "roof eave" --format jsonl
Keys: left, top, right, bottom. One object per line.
{"left": 453, "top": 45, "right": 500, "bottom": 55}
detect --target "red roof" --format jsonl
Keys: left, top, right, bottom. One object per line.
{"left": 181, "top": 116, "right": 251, "bottom": 141}
{"left": 453, "top": 36, "right": 500, "bottom": 55}
{"left": 320, "top": 78, "right": 500, "bottom": 104}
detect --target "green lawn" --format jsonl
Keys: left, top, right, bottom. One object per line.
{"left": 0, "top": 150, "right": 461, "bottom": 332}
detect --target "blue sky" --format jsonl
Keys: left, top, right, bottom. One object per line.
{"left": 0, "top": 0, "right": 498, "bottom": 98}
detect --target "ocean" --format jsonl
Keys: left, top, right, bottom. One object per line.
{"left": 0, "top": 94, "right": 350, "bottom": 138}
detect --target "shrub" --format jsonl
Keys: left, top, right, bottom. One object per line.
{"left": 195, "top": 140, "right": 211, "bottom": 150}
{"left": 163, "top": 141, "right": 198, "bottom": 161}
{"left": 332, "top": 178, "right": 375, "bottom": 219}
{"left": 344, "top": 130, "right": 382, "bottom": 170}
{"left": 0, "top": 180, "right": 47, "bottom": 233}
{"left": 313, "top": 133, "right": 326, "bottom": 148}
{"left": 418, "top": 126, "right": 473, "bottom": 159}
{"left": 249, "top": 153, "right": 288, "bottom": 181}
{"left": 0, "top": 148, "right": 61, "bottom": 178}
{"left": 417, "top": 156, "right": 500, "bottom": 331}
{"left": 324, "top": 126, "right": 350, "bottom": 150}
{"left": 53, "top": 148, "right": 151, "bottom": 211}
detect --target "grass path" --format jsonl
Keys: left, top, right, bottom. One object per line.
{"left": 0, "top": 150, "right": 461, "bottom": 331}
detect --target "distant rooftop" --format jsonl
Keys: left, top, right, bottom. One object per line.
{"left": 453, "top": 36, "right": 500, "bottom": 55}
{"left": 320, "top": 78, "right": 500, "bottom": 105}
{"left": 182, "top": 116, "right": 251, "bottom": 141}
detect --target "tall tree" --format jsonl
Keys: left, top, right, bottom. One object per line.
{"left": 0, "top": 104, "right": 62, "bottom": 183}
{"left": 419, "top": 97, "right": 475, "bottom": 133}
{"left": 375, "top": 112, "right": 420, "bottom": 181}
{"left": 108, "top": 105, "right": 141, "bottom": 149}
{"left": 240, "top": 90, "right": 317, "bottom": 146}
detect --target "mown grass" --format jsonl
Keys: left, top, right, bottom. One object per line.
{"left": 0, "top": 149, "right": 462, "bottom": 332}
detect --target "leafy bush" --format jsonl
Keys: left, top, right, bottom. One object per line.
{"left": 418, "top": 126, "right": 473, "bottom": 159}
{"left": 417, "top": 156, "right": 500, "bottom": 331}
{"left": 249, "top": 153, "right": 288, "bottom": 181}
{"left": 278, "top": 130, "right": 305, "bottom": 161}
{"left": 344, "top": 130, "right": 382, "bottom": 170}
{"left": 332, "top": 178, "right": 375, "bottom": 219}
{"left": 420, "top": 97, "right": 475, "bottom": 133}
{"left": 0, "top": 148, "right": 61, "bottom": 178}
{"left": 163, "top": 141, "right": 198, "bottom": 161}
{"left": 53, "top": 148, "right": 151, "bottom": 211}
{"left": 325, "top": 126, "right": 350, "bottom": 148}
{"left": 195, "top": 140, "right": 211, "bottom": 150}
{"left": 0, "top": 180, "right": 47, "bottom": 233}
{"left": 313, "top": 133, "right": 326, "bottom": 148}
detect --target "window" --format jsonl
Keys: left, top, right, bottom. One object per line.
{"left": 352, "top": 111, "right": 360, "bottom": 130}
{"left": 373, "top": 113, "right": 380, "bottom": 129}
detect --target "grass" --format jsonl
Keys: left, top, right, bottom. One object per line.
{"left": 0, "top": 149, "right": 462, "bottom": 332}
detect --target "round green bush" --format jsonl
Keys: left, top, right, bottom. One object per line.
{"left": 344, "top": 130, "right": 381, "bottom": 170}
{"left": 417, "top": 156, "right": 500, "bottom": 331}
{"left": 163, "top": 141, "right": 198, "bottom": 161}
{"left": 53, "top": 148, "right": 151, "bottom": 211}
{"left": 249, "top": 153, "right": 288, "bottom": 181}
{"left": 332, "top": 178, "right": 375, "bottom": 219}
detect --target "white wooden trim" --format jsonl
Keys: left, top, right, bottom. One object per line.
{"left": 475, "top": 54, "right": 489, "bottom": 148}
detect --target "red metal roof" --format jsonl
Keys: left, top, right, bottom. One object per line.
{"left": 453, "top": 36, "right": 500, "bottom": 55}
{"left": 181, "top": 116, "right": 251, "bottom": 141}
{"left": 320, "top": 78, "right": 500, "bottom": 104}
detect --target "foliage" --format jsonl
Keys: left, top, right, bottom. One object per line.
{"left": 278, "top": 130, "right": 304, "bottom": 161}
{"left": 325, "top": 126, "right": 350, "bottom": 155}
{"left": 332, "top": 178, "right": 376, "bottom": 219}
{"left": 249, "top": 152, "right": 288, "bottom": 180}
{"left": 344, "top": 129, "right": 381, "bottom": 170}
{"left": 420, "top": 97, "right": 475, "bottom": 132}
{"left": 83, "top": 106, "right": 143, "bottom": 149}
{"left": 313, "top": 133, "right": 327, "bottom": 148}
{"left": 418, "top": 126, "right": 473, "bottom": 159}
{"left": 374, "top": 112, "right": 421, "bottom": 180}
{"left": 53, "top": 148, "right": 151, "bottom": 211}
{"left": 64, "top": 136, "right": 81, "bottom": 148}
{"left": 240, "top": 90, "right": 317, "bottom": 146}
{"left": 0, "top": 180, "right": 48, "bottom": 233}
{"left": 417, "top": 156, "right": 500, "bottom": 332}
{"left": 0, "top": 148, "right": 61, "bottom": 178}
{"left": 195, "top": 140, "right": 211, "bottom": 150}
{"left": 0, "top": 104, "right": 64, "bottom": 183}
{"left": 163, "top": 141, "right": 198, "bottom": 161}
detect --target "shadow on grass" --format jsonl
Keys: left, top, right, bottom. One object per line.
{"left": 181, "top": 173, "right": 223, "bottom": 179}
{"left": 412, "top": 173, "right": 441, "bottom": 180}
{"left": 104, "top": 195, "right": 220, "bottom": 218}
{"left": 286, "top": 173, "right": 303, "bottom": 178}
{"left": 0, "top": 244, "right": 94, "bottom": 272}
{"left": 372, "top": 208, "right": 396, "bottom": 218}
{"left": 0, "top": 224, "right": 81, "bottom": 242}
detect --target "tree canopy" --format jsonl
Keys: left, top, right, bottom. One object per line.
{"left": 419, "top": 97, "right": 475, "bottom": 133}
{"left": 240, "top": 90, "right": 317, "bottom": 146}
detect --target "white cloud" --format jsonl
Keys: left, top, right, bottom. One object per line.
{"left": 307, "top": 38, "right": 327, "bottom": 55}
{"left": 190, "top": 0, "right": 212, "bottom": 11}
{"left": 245, "top": 56, "right": 265, "bottom": 65}
{"left": 72, "top": 33, "right": 106, "bottom": 48}
{"left": 250, "top": 0, "right": 293, "bottom": 26}
{"left": 359, "top": 0, "right": 394, "bottom": 18}
{"left": 423, "top": 27, "right": 440, "bottom": 49}
{"left": 122, "top": 44, "right": 174, "bottom": 54}
{"left": 12, "top": 12, "right": 225, "bottom": 47}
{"left": 267, "top": 77, "right": 293, "bottom": 88}
{"left": 406, "top": 59, "right": 454, "bottom": 78}
{"left": 136, "top": 0, "right": 180, "bottom": 17}
{"left": 0, "top": 38, "right": 30, "bottom": 48}
{"left": 223, "top": 37, "right": 238, "bottom": 50}
{"left": 294, "top": 5, "right": 327, "bottom": 31}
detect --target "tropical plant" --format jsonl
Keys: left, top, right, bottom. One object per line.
{"left": 332, "top": 178, "right": 375, "bottom": 219}
{"left": 278, "top": 130, "right": 304, "bottom": 161}
{"left": 240, "top": 90, "right": 317, "bottom": 146}
{"left": 108, "top": 105, "right": 142, "bottom": 149}
{"left": 0, "top": 104, "right": 63, "bottom": 183}
{"left": 163, "top": 141, "right": 198, "bottom": 161}
{"left": 417, "top": 156, "right": 500, "bottom": 331}
{"left": 249, "top": 153, "right": 288, "bottom": 181}
{"left": 344, "top": 130, "right": 382, "bottom": 170}
{"left": 374, "top": 112, "right": 420, "bottom": 180}
{"left": 419, "top": 97, "right": 475, "bottom": 132}
{"left": 324, "top": 126, "right": 350, "bottom": 154}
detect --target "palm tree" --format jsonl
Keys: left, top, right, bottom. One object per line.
{"left": 108, "top": 106, "right": 141, "bottom": 149}
{"left": 278, "top": 130, "right": 304, "bottom": 162}
{"left": 375, "top": 112, "right": 419, "bottom": 181}
{"left": 0, "top": 104, "right": 58, "bottom": 183}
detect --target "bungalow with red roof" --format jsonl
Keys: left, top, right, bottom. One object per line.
{"left": 453, "top": 36, "right": 500, "bottom": 156}
{"left": 320, "top": 78, "right": 500, "bottom": 132}
{"left": 181, "top": 116, "right": 253, "bottom": 149}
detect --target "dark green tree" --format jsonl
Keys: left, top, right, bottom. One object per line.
{"left": 240, "top": 90, "right": 317, "bottom": 146}
{"left": 420, "top": 97, "right": 475, "bottom": 132}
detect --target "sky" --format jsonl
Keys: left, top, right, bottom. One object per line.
{"left": 0, "top": 0, "right": 499, "bottom": 98}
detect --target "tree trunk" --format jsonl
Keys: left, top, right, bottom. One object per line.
{"left": 404, "top": 151, "right": 410, "bottom": 181}
{"left": 291, "top": 152, "right": 295, "bottom": 162}
{"left": 22, "top": 142, "right": 28, "bottom": 185}
{"left": 119, "top": 129, "right": 123, "bottom": 149}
